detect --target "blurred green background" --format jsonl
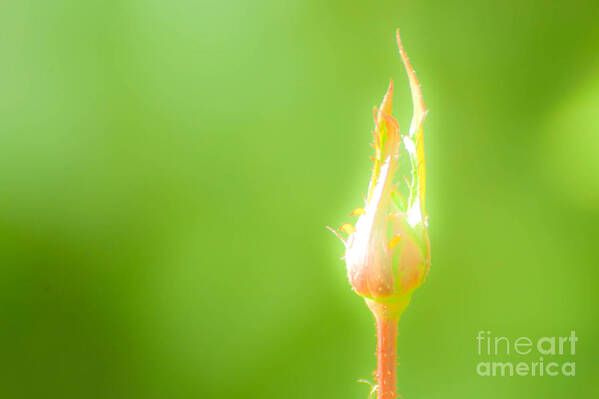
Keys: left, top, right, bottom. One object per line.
{"left": 1, "top": 1, "right": 598, "bottom": 398}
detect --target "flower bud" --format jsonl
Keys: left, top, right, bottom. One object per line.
{"left": 331, "top": 32, "right": 430, "bottom": 307}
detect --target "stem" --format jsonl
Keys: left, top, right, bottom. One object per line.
{"left": 375, "top": 314, "right": 398, "bottom": 399}
{"left": 365, "top": 297, "right": 410, "bottom": 399}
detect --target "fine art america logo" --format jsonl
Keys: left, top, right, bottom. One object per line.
{"left": 476, "top": 331, "right": 577, "bottom": 377}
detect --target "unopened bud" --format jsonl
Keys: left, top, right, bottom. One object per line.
{"left": 331, "top": 31, "right": 430, "bottom": 312}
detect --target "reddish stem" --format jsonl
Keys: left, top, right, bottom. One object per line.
{"left": 375, "top": 314, "right": 399, "bottom": 399}
{"left": 366, "top": 298, "right": 409, "bottom": 399}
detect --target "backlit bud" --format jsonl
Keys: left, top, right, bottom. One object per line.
{"left": 331, "top": 31, "right": 430, "bottom": 308}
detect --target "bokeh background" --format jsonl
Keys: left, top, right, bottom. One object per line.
{"left": 1, "top": 1, "right": 598, "bottom": 398}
